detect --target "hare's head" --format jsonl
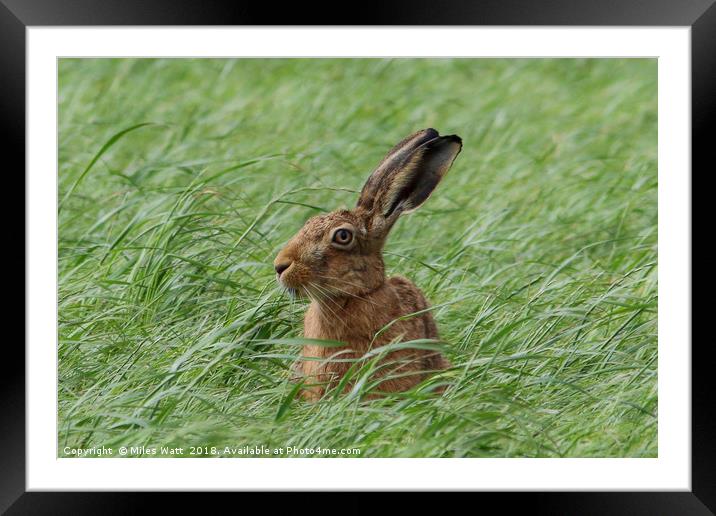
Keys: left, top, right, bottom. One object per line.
{"left": 274, "top": 128, "right": 462, "bottom": 298}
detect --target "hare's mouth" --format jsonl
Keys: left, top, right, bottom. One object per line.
{"left": 276, "top": 263, "right": 312, "bottom": 298}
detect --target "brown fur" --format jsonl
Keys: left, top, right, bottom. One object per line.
{"left": 274, "top": 128, "right": 462, "bottom": 401}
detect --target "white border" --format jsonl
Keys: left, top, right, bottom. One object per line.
{"left": 27, "top": 27, "right": 690, "bottom": 490}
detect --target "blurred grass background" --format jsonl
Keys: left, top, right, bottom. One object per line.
{"left": 58, "top": 58, "right": 657, "bottom": 457}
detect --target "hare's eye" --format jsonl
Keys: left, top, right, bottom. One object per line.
{"left": 333, "top": 228, "right": 353, "bottom": 245}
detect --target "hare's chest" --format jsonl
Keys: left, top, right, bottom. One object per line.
{"left": 303, "top": 302, "right": 368, "bottom": 345}
{"left": 301, "top": 292, "right": 402, "bottom": 350}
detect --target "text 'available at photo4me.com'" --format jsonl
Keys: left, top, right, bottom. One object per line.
{"left": 62, "top": 444, "right": 363, "bottom": 457}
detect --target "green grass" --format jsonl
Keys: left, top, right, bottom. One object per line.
{"left": 58, "top": 58, "right": 657, "bottom": 458}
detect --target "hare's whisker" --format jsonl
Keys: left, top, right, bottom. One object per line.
{"left": 326, "top": 284, "right": 376, "bottom": 305}
{"left": 313, "top": 273, "right": 367, "bottom": 292}
{"left": 314, "top": 275, "right": 379, "bottom": 306}
{"left": 318, "top": 290, "right": 347, "bottom": 324}
{"left": 311, "top": 282, "right": 347, "bottom": 311}
{"left": 312, "top": 289, "right": 348, "bottom": 324}
{"left": 321, "top": 276, "right": 378, "bottom": 295}
{"left": 306, "top": 283, "right": 344, "bottom": 324}
{"left": 316, "top": 274, "right": 371, "bottom": 291}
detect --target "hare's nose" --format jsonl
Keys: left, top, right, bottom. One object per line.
{"left": 275, "top": 261, "right": 291, "bottom": 277}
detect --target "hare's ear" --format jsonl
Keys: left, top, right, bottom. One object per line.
{"left": 356, "top": 130, "right": 462, "bottom": 230}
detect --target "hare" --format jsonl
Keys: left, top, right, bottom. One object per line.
{"left": 274, "top": 128, "right": 462, "bottom": 401}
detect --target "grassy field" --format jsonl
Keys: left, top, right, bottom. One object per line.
{"left": 58, "top": 58, "right": 657, "bottom": 458}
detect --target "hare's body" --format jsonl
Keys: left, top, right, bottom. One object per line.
{"left": 299, "top": 276, "right": 449, "bottom": 401}
{"left": 275, "top": 128, "right": 462, "bottom": 400}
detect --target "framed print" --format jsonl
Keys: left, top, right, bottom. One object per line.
{"left": 6, "top": 0, "right": 711, "bottom": 512}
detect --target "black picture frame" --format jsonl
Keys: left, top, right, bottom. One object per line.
{"left": 5, "top": 0, "right": 710, "bottom": 513}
